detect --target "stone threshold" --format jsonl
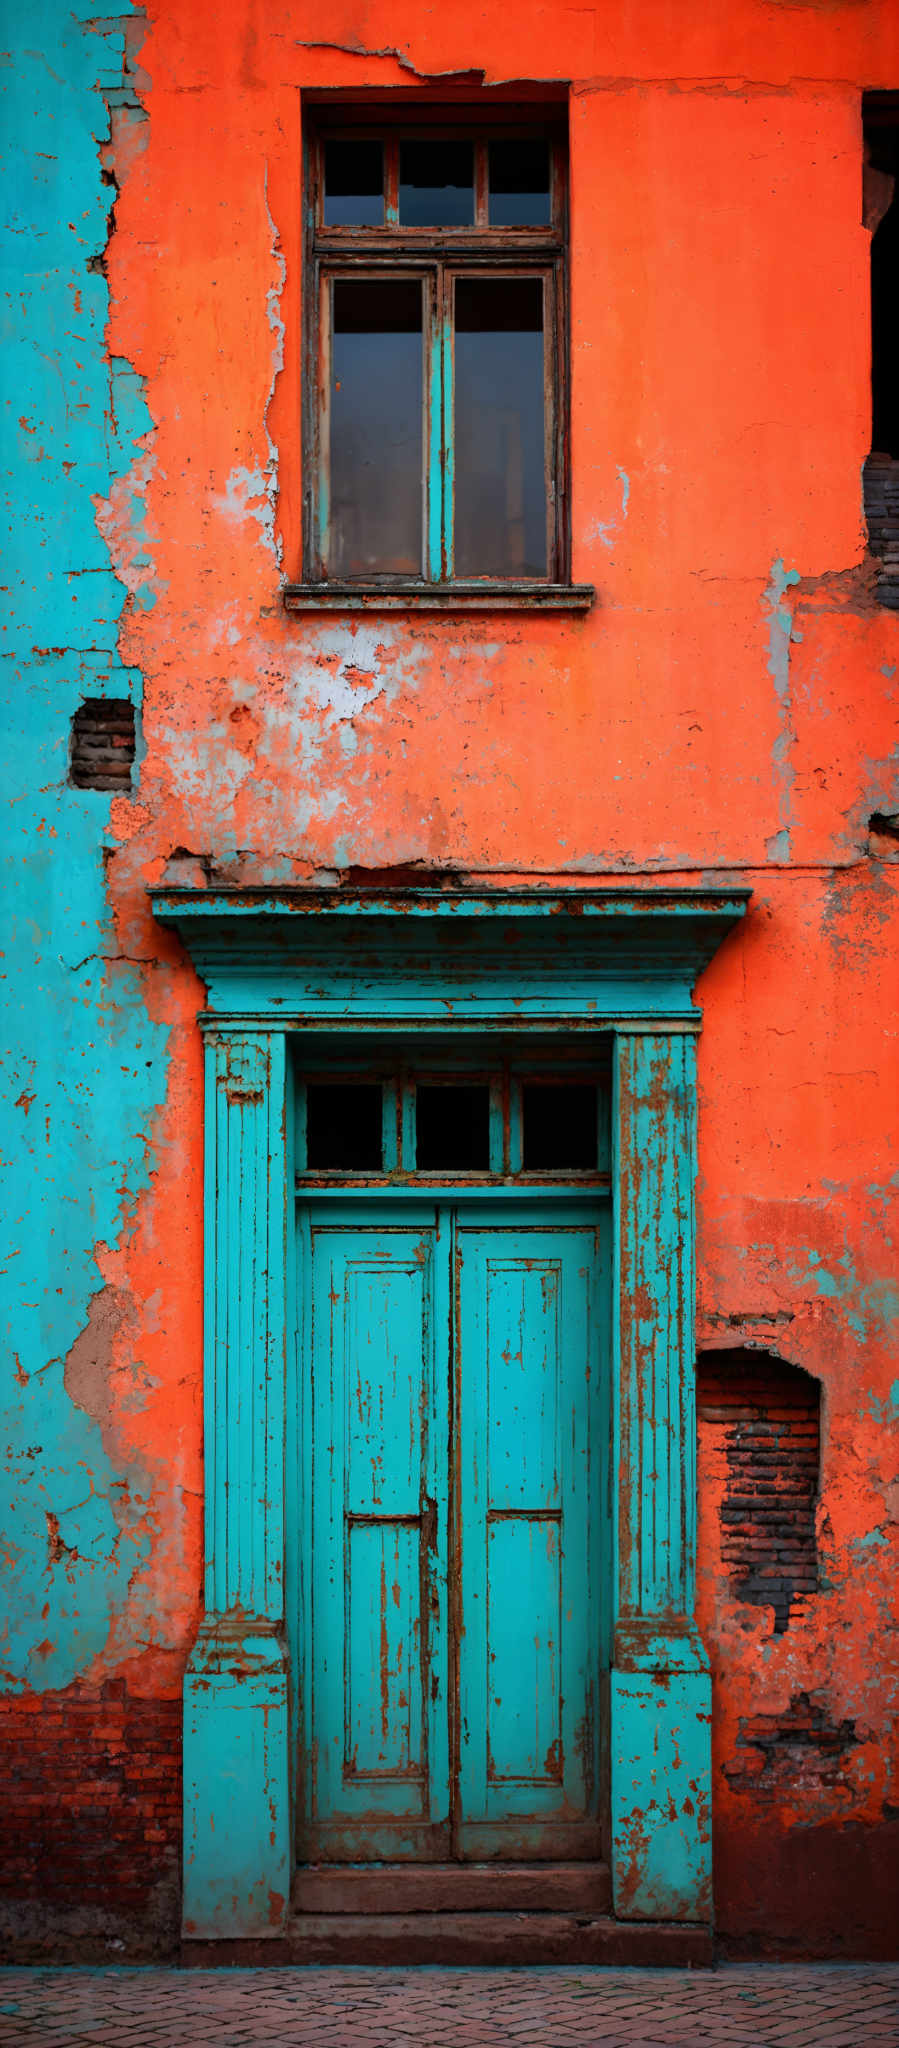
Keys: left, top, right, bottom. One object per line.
{"left": 183, "top": 1909, "right": 713, "bottom": 1969}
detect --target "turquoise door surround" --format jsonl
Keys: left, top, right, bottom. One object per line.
{"left": 298, "top": 1202, "right": 607, "bottom": 1865}
{"left": 151, "top": 886, "right": 748, "bottom": 1939}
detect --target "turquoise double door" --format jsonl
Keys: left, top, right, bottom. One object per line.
{"left": 298, "top": 1200, "right": 609, "bottom": 1863}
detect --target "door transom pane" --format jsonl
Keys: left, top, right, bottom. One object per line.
{"left": 294, "top": 1050, "right": 611, "bottom": 1181}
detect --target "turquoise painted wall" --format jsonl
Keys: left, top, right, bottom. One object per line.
{"left": 0, "top": 0, "right": 169, "bottom": 1693}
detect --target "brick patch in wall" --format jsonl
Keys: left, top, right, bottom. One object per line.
{"left": 69, "top": 698, "right": 136, "bottom": 790}
{"left": 0, "top": 1677, "right": 181, "bottom": 1957}
{"left": 724, "top": 1691, "right": 865, "bottom": 1802}
{"left": 697, "top": 1348, "right": 820, "bottom": 1633}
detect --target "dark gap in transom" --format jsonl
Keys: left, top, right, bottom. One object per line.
{"left": 415, "top": 1084, "right": 490, "bottom": 1170}
{"left": 305, "top": 1084, "right": 383, "bottom": 1171}
{"left": 488, "top": 138, "right": 551, "bottom": 225}
{"left": 399, "top": 140, "right": 474, "bottom": 225}
{"left": 324, "top": 140, "right": 384, "bottom": 226}
{"left": 522, "top": 1083, "right": 597, "bottom": 1170}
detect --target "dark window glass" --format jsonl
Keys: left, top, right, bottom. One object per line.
{"left": 866, "top": 107, "right": 899, "bottom": 457}
{"left": 488, "top": 139, "right": 551, "bottom": 226}
{"left": 305, "top": 1084, "right": 383, "bottom": 1171}
{"left": 416, "top": 1085, "right": 490, "bottom": 1170}
{"left": 399, "top": 140, "right": 474, "bottom": 226}
{"left": 330, "top": 279, "right": 423, "bottom": 576}
{"left": 522, "top": 1084, "right": 597, "bottom": 1170}
{"left": 454, "top": 276, "right": 546, "bottom": 578}
{"left": 324, "top": 140, "right": 384, "bottom": 226}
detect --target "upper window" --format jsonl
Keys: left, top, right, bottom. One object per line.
{"left": 294, "top": 106, "right": 585, "bottom": 604}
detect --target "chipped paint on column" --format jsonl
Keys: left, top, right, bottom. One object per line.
{"left": 611, "top": 1030, "right": 712, "bottom": 1925}
{"left": 614, "top": 1032, "right": 698, "bottom": 1621}
{"left": 181, "top": 1027, "right": 291, "bottom": 1937}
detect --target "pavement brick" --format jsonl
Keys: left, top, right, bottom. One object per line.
{"left": 0, "top": 1963, "right": 896, "bottom": 2048}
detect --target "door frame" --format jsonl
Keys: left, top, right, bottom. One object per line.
{"left": 149, "top": 883, "right": 749, "bottom": 1939}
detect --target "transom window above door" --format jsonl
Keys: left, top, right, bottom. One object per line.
{"left": 288, "top": 106, "right": 594, "bottom": 608}
{"left": 295, "top": 1054, "right": 611, "bottom": 1183}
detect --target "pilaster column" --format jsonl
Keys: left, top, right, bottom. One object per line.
{"left": 610, "top": 1031, "right": 712, "bottom": 1925}
{"left": 182, "top": 1028, "right": 292, "bottom": 1939}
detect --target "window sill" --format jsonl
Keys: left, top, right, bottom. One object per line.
{"left": 282, "top": 580, "right": 596, "bottom": 614}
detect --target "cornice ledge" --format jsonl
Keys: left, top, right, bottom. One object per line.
{"left": 149, "top": 883, "right": 750, "bottom": 1026}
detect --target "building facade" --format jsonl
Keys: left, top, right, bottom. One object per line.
{"left": 2, "top": 0, "right": 898, "bottom": 1963}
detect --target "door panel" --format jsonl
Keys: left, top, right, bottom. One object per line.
{"left": 302, "top": 1216, "right": 450, "bottom": 1860}
{"left": 299, "top": 1201, "right": 605, "bottom": 1866}
{"left": 455, "top": 1223, "right": 602, "bottom": 1859}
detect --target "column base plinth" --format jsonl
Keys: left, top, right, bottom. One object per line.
{"left": 182, "top": 1619, "right": 290, "bottom": 1939}
{"left": 610, "top": 1627, "right": 712, "bottom": 1926}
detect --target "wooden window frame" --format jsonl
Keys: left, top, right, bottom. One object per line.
{"left": 292, "top": 1055, "right": 613, "bottom": 1185}
{"left": 285, "top": 105, "right": 595, "bottom": 613}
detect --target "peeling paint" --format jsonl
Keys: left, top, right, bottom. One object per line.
{"left": 762, "top": 558, "right": 801, "bottom": 862}
{"left": 0, "top": 0, "right": 177, "bottom": 1698}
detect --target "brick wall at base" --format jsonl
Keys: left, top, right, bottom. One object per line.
{"left": 0, "top": 1679, "right": 181, "bottom": 1939}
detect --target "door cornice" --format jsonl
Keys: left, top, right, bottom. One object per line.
{"left": 150, "top": 883, "right": 749, "bottom": 1027}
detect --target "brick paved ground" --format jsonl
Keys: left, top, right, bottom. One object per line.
{"left": 0, "top": 1964, "right": 898, "bottom": 2048}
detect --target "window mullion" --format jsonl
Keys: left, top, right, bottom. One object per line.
{"left": 474, "top": 139, "right": 488, "bottom": 227}
{"left": 425, "top": 268, "right": 444, "bottom": 582}
{"left": 400, "top": 1078, "right": 417, "bottom": 1170}
{"left": 385, "top": 136, "right": 399, "bottom": 226}
{"left": 318, "top": 268, "right": 331, "bottom": 578}
{"left": 552, "top": 256, "right": 566, "bottom": 582}
{"left": 440, "top": 265, "right": 454, "bottom": 581}
{"left": 423, "top": 268, "right": 448, "bottom": 581}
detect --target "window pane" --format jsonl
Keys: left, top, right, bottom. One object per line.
{"left": 305, "top": 1084, "right": 383, "bottom": 1170}
{"left": 400, "top": 140, "right": 474, "bottom": 226}
{"left": 324, "top": 140, "right": 384, "bottom": 226}
{"left": 330, "top": 279, "right": 423, "bottom": 577}
{"left": 416, "top": 1085, "right": 490, "bottom": 1170}
{"left": 488, "top": 139, "right": 551, "bottom": 226}
{"left": 522, "top": 1084, "right": 597, "bottom": 1169}
{"left": 453, "top": 276, "right": 546, "bottom": 578}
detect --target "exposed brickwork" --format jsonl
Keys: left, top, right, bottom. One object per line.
{"left": 724, "top": 1691, "right": 864, "bottom": 1801}
{"left": 724, "top": 1695, "right": 864, "bottom": 1810}
{"left": 864, "top": 455, "right": 899, "bottom": 608}
{"left": 69, "top": 697, "right": 135, "bottom": 789}
{"left": 697, "top": 1349, "right": 820, "bottom": 1633}
{"left": 0, "top": 1679, "right": 180, "bottom": 1955}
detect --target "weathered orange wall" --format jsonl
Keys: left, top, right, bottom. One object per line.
{"left": 5, "top": 0, "right": 898, "bottom": 1957}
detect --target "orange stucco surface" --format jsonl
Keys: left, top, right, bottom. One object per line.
{"left": 5, "top": 0, "right": 898, "bottom": 1957}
